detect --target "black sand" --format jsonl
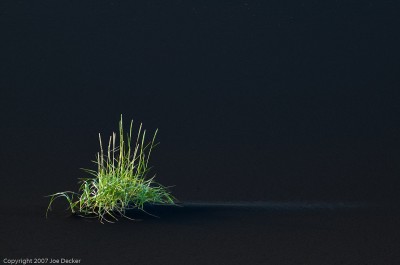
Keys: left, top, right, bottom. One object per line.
{"left": 1, "top": 202, "right": 399, "bottom": 265}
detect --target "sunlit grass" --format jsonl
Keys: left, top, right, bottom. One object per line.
{"left": 46, "top": 115, "right": 177, "bottom": 223}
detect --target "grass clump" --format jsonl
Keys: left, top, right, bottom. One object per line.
{"left": 46, "top": 115, "right": 177, "bottom": 223}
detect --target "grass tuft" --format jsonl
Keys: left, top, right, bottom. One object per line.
{"left": 46, "top": 115, "right": 177, "bottom": 223}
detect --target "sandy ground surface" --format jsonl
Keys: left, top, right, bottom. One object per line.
{"left": 1, "top": 202, "right": 400, "bottom": 265}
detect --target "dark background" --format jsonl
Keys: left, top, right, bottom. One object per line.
{"left": 1, "top": 0, "right": 400, "bottom": 206}
{"left": 2, "top": 1, "right": 400, "bottom": 264}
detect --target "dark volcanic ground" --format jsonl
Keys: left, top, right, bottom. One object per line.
{"left": 1, "top": 202, "right": 399, "bottom": 265}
